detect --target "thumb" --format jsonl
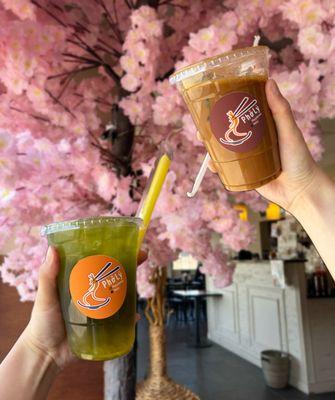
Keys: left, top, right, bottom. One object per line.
{"left": 265, "top": 79, "right": 305, "bottom": 146}
{"left": 34, "top": 247, "right": 60, "bottom": 311}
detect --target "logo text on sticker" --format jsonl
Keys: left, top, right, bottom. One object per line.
{"left": 209, "top": 91, "right": 265, "bottom": 153}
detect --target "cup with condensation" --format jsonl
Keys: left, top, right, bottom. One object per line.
{"left": 169, "top": 46, "right": 281, "bottom": 192}
{"left": 41, "top": 216, "right": 142, "bottom": 361}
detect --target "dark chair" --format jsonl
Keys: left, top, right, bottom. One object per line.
{"left": 166, "top": 281, "right": 195, "bottom": 325}
{"left": 166, "top": 297, "right": 183, "bottom": 325}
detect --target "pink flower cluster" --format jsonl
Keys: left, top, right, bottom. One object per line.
{"left": 200, "top": 248, "right": 235, "bottom": 288}
{"left": 119, "top": 6, "right": 162, "bottom": 124}
{"left": 136, "top": 260, "right": 156, "bottom": 299}
{"left": 188, "top": 12, "right": 238, "bottom": 58}
{"left": 271, "top": 63, "right": 324, "bottom": 160}
{"left": 1, "top": 0, "right": 36, "bottom": 21}
{"left": 152, "top": 81, "right": 184, "bottom": 126}
{"left": 0, "top": 17, "right": 66, "bottom": 96}
{"left": 1, "top": 229, "right": 46, "bottom": 301}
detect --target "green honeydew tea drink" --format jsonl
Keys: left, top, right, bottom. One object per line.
{"left": 42, "top": 216, "right": 142, "bottom": 361}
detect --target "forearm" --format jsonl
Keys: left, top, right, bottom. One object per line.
{"left": 0, "top": 329, "right": 59, "bottom": 400}
{"left": 290, "top": 167, "right": 335, "bottom": 278}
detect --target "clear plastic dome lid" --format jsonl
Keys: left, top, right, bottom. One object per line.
{"left": 41, "top": 216, "right": 142, "bottom": 236}
{"left": 169, "top": 46, "right": 268, "bottom": 85}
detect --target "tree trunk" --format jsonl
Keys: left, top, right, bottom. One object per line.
{"left": 109, "top": 103, "right": 134, "bottom": 177}
{"left": 136, "top": 268, "right": 199, "bottom": 400}
{"left": 104, "top": 349, "right": 136, "bottom": 400}
{"left": 136, "top": 323, "right": 199, "bottom": 400}
{"left": 148, "top": 324, "right": 166, "bottom": 379}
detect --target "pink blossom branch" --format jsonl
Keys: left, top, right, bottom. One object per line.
{"left": 31, "top": 0, "right": 123, "bottom": 99}
{"left": 73, "top": 21, "right": 90, "bottom": 34}
{"left": 32, "top": 1, "right": 121, "bottom": 76}
{"left": 62, "top": 51, "right": 99, "bottom": 65}
{"left": 65, "top": 40, "right": 121, "bottom": 85}
{"left": 102, "top": 63, "right": 121, "bottom": 84}
{"left": 124, "top": 0, "right": 134, "bottom": 9}
{"left": 73, "top": 98, "right": 84, "bottom": 110}
{"left": 96, "top": 0, "right": 123, "bottom": 43}
{"left": 91, "top": 141, "right": 128, "bottom": 171}
{"left": 94, "top": 44, "right": 121, "bottom": 58}
{"left": 63, "top": 59, "right": 87, "bottom": 64}
{"left": 112, "top": 0, "right": 120, "bottom": 29}
{"left": 49, "top": 1, "right": 65, "bottom": 14}
{"left": 97, "top": 38, "right": 122, "bottom": 56}
{"left": 45, "top": 89, "right": 76, "bottom": 118}
{"left": 55, "top": 74, "right": 73, "bottom": 101}
{"left": 92, "top": 0, "right": 120, "bottom": 42}
{"left": 73, "top": 21, "right": 122, "bottom": 56}
{"left": 31, "top": 0, "right": 67, "bottom": 27}
{"left": 73, "top": 93, "right": 113, "bottom": 107}
{"left": 47, "top": 65, "right": 99, "bottom": 80}
{"left": 67, "top": 36, "right": 103, "bottom": 62}
{"left": 88, "top": 129, "right": 103, "bottom": 146}
{"left": 9, "top": 106, "right": 50, "bottom": 123}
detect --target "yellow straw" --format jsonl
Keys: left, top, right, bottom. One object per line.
{"left": 136, "top": 151, "right": 172, "bottom": 247}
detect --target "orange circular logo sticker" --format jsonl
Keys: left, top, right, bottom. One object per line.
{"left": 69, "top": 255, "right": 127, "bottom": 319}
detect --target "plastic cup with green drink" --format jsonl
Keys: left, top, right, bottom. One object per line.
{"left": 41, "top": 152, "right": 171, "bottom": 361}
{"left": 42, "top": 216, "right": 142, "bottom": 361}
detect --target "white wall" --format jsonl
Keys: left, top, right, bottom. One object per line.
{"left": 207, "top": 261, "right": 310, "bottom": 393}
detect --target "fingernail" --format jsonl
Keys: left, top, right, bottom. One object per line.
{"left": 269, "top": 79, "right": 282, "bottom": 97}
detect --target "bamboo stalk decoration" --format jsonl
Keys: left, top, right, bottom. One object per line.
{"left": 136, "top": 267, "right": 199, "bottom": 400}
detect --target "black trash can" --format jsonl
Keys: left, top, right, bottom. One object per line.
{"left": 261, "top": 350, "right": 290, "bottom": 389}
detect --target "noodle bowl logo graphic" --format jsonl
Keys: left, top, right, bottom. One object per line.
{"left": 77, "top": 263, "right": 119, "bottom": 310}
{"left": 209, "top": 92, "right": 265, "bottom": 153}
{"left": 69, "top": 255, "right": 127, "bottom": 319}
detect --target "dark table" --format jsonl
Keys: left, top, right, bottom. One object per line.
{"left": 168, "top": 281, "right": 203, "bottom": 291}
{"left": 173, "top": 290, "right": 223, "bottom": 348}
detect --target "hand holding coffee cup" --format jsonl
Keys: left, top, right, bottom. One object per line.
{"left": 170, "top": 46, "right": 282, "bottom": 193}
{"left": 199, "top": 79, "right": 319, "bottom": 213}
{"left": 256, "top": 79, "right": 318, "bottom": 212}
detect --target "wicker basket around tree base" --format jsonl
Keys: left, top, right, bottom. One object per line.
{"left": 136, "top": 376, "right": 199, "bottom": 400}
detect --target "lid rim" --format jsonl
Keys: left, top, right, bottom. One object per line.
{"left": 41, "top": 216, "right": 143, "bottom": 236}
{"left": 169, "top": 45, "right": 268, "bottom": 85}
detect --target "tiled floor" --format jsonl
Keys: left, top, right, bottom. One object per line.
{"left": 137, "top": 316, "right": 335, "bottom": 400}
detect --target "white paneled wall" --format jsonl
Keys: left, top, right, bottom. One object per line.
{"left": 207, "top": 261, "right": 335, "bottom": 394}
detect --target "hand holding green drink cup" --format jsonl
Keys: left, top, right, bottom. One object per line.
{"left": 41, "top": 152, "right": 171, "bottom": 361}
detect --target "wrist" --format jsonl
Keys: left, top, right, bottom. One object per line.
{"left": 0, "top": 331, "right": 59, "bottom": 400}
{"left": 288, "top": 166, "right": 327, "bottom": 220}
{"left": 21, "top": 328, "right": 60, "bottom": 375}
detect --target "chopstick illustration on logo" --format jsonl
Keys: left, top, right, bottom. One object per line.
{"left": 220, "top": 96, "right": 258, "bottom": 146}
{"left": 77, "top": 262, "right": 121, "bottom": 310}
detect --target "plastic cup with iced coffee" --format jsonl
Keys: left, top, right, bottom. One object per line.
{"left": 170, "top": 46, "right": 281, "bottom": 192}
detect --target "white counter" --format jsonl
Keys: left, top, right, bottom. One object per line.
{"left": 207, "top": 260, "right": 335, "bottom": 394}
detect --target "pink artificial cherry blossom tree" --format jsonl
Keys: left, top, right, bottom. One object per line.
{"left": 0, "top": 0, "right": 248, "bottom": 303}
{"left": 0, "top": 0, "right": 331, "bottom": 302}
{"left": 0, "top": 1, "right": 333, "bottom": 398}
